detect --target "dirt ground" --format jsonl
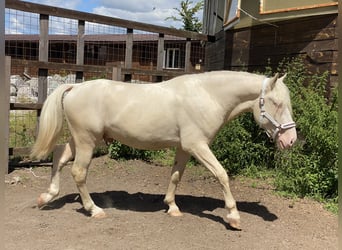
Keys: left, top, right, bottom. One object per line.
{"left": 5, "top": 155, "right": 338, "bottom": 250}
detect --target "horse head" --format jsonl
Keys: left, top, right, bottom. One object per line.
{"left": 253, "top": 73, "right": 297, "bottom": 150}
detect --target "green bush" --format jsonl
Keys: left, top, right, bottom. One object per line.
{"left": 212, "top": 57, "right": 338, "bottom": 202}
{"left": 274, "top": 58, "right": 338, "bottom": 200}
{"left": 211, "top": 113, "right": 275, "bottom": 175}
{"left": 108, "top": 140, "right": 156, "bottom": 161}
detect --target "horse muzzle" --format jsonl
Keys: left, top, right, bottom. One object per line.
{"left": 277, "top": 127, "right": 297, "bottom": 150}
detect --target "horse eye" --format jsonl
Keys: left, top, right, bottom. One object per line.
{"left": 271, "top": 99, "right": 283, "bottom": 109}
{"left": 271, "top": 99, "right": 279, "bottom": 106}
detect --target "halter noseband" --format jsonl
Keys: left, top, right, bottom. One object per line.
{"left": 259, "top": 78, "right": 296, "bottom": 141}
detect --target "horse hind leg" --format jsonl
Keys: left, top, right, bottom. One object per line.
{"left": 164, "top": 148, "right": 191, "bottom": 216}
{"left": 71, "top": 143, "right": 105, "bottom": 218}
{"left": 38, "top": 139, "right": 75, "bottom": 208}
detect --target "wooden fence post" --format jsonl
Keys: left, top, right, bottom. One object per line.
{"left": 76, "top": 20, "right": 85, "bottom": 83}
{"left": 1, "top": 57, "right": 11, "bottom": 174}
{"left": 38, "top": 14, "right": 49, "bottom": 104}
{"left": 112, "top": 67, "right": 122, "bottom": 81}
{"left": 125, "top": 28, "right": 133, "bottom": 69}
{"left": 0, "top": 0, "right": 5, "bottom": 230}
{"left": 157, "top": 33, "right": 164, "bottom": 71}
{"left": 184, "top": 38, "right": 192, "bottom": 73}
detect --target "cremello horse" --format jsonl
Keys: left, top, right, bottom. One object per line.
{"left": 31, "top": 71, "right": 297, "bottom": 229}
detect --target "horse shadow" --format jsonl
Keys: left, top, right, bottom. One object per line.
{"left": 41, "top": 191, "right": 278, "bottom": 230}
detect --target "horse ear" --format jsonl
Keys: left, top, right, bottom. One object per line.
{"left": 269, "top": 73, "right": 279, "bottom": 90}
{"left": 279, "top": 73, "right": 287, "bottom": 81}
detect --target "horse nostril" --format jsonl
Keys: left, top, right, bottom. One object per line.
{"left": 290, "top": 138, "right": 296, "bottom": 146}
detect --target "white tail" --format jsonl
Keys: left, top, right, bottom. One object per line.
{"left": 30, "top": 84, "right": 74, "bottom": 160}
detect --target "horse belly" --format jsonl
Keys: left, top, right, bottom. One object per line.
{"left": 104, "top": 105, "right": 180, "bottom": 150}
{"left": 105, "top": 123, "right": 180, "bottom": 150}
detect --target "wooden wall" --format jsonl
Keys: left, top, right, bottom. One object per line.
{"left": 206, "top": 14, "right": 338, "bottom": 88}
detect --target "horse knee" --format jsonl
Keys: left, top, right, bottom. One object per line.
{"left": 71, "top": 165, "right": 87, "bottom": 184}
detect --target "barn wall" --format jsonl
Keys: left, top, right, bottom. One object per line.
{"left": 205, "top": 30, "right": 226, "bottom": 71}
{"left": 206, "top": 14, "right": 338, "bottom": 87}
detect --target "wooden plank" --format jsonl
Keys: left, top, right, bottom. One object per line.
{"left": 307, "top": 51, "right": 334, "bottom": 63}
{"left": 230, "top": 30, "right": 251, "bottom": 68}
{"left": 10, "top": 59, "right": 185, "bottom": 81}
{"left": 122, "top": 68, "right": 185, "bottom": 78}
{"left": 11, "top": 59, "right": 112, "bottom": 72}
{"left": 241, "top": 14, "right": 338, "bottom": 47}
{"left": 9, "top": 147, "right": 31, "bottom": 156}
{"left": 205, "top": 31, "right": 226, "bottom": 70}
{"left": 10, "top": 103, "right": 43, "bottom": 110}
{"left": 9, "top": 144, "right": 65, "bottom": 157}
{"left": 246, "top": 39, "right": 338, "bottom": 62}
{"left": 6, "top": 0, "right": 208, "bottom": 41}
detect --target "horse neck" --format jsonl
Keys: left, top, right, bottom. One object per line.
{"left": 203, "top": 72, "right": 264, "bottom": 120}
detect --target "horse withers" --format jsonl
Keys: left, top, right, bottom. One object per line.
{"left": 30, "top": 71, "right": 297, "bottom": 230}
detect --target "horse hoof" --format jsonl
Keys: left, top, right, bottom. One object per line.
{"left": 168, "top": 209, "right": 183, "bottom": 217}
{"left": 37, "top": 193, "right": 49, "bottom": 208}
{"left": 92, "top": 210, "right": 106, "bottom": 219}
{"left": 228, "top": 218, "right": 241, "bottom": 230}
{"left": 37, "top": 197, "right": 45, "bottom": 208}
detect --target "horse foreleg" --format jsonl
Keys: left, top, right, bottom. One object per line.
{"left": 71, "top": 145, "right": 105, "bottom": 218}
{"left": 38, "top": 140, "right": 75, "bottom": 208}
{"left": 164, "top": 148, "right": 190, "bottom": 217}
{"left": 189, "top": 143, "right": 241, "bottom": 230}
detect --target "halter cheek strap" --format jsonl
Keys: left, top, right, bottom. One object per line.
{"left": 259, "top": 78, "right": 296, "bottom": 141}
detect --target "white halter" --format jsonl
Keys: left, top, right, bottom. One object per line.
{"left": 259, "top": 78, "right": 296, "bottom": 141}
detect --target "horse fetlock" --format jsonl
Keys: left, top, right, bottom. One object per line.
{"left": 48, "top": 186, "right": 60, "bottom": 197}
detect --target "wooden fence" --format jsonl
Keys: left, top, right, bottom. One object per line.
{"left": 5, "top": 0, "right": 208, "bottom": 172}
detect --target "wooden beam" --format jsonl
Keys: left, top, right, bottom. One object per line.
{"left": 10, "top": 103, "right": 43, "bottom": 110}
{"left": 121, "top": 68, "right": 186, "bottom": 78}
{"left": 11, "top": 59, "right": 112, "bottom": 73}
{"left": 6, "top": 0, "right": 208, "bottom": 41}
{"left": 9, "top": 147, "right": 31, "bottom": 157}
